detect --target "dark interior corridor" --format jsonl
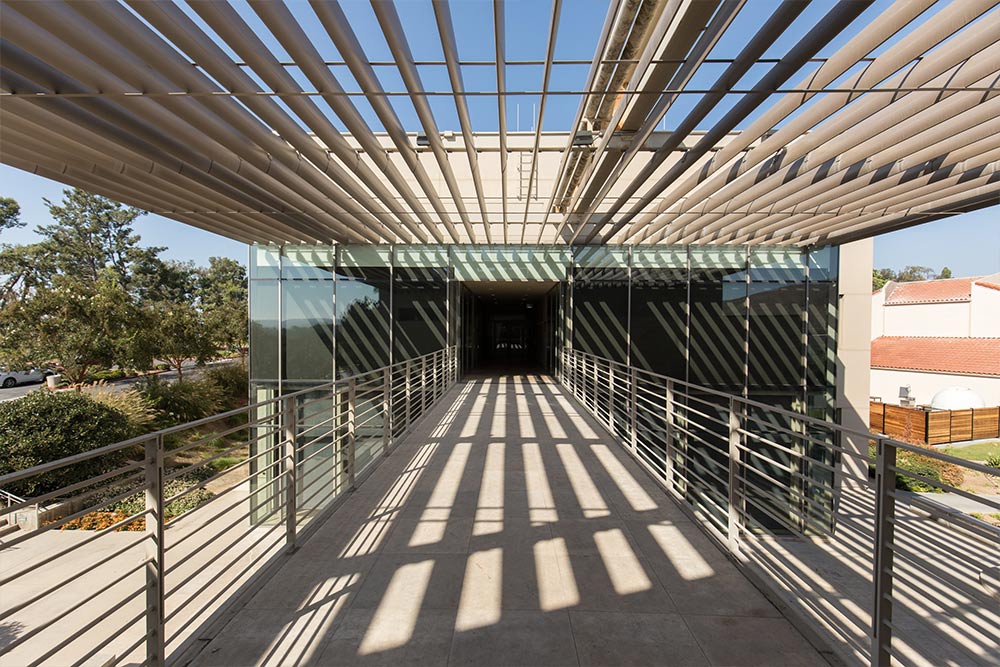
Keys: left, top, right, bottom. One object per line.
{"left": 460, "top": 282, "right": 560, "bottom": 376}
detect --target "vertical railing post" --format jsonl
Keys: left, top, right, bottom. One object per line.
{"left": 383, "top": 367, "right": 392, "bottom": 457}
{"left": 629, "top": 366, "right": 638, "bottom": 454}
{"left": 727, "top": 397, "right": 742, "bottom": 556}
{"left": 347, "top": 377, "right": 357, "bottom": 490}
{"left": 607, "top": 362, "right": 615, "bottom": 432}
{"left": 282, "top": 395, "right": 297, "bottom": 551}
{"left": 405, "top": 359, "right": 412, "bottom": 428}
{"left": 144, "top": 434, "right": 165, "bottom": 667}
{"left": 872, "top": 438, "right": 896, "bottom": 667}
{"left": 664, "top": 379, "right": 676, "bottom": 491}
{"left": 591, "top": 357, "right": 599, "bottom": 411}
{"left": 422, "top": 355, "right": 429, "bottom": 415}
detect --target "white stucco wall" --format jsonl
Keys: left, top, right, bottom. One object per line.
{"left": 870, "top": 289, "right": 885, "bottom": 340}
{"left": 838, "top": 239, "right": 873, "bottom": 482}
{"left": 870, "top": 368, "right": 1000, "bottom": 407}
{"left": 881, "top": 301, "right": 971, "bottom": 337}
{"left": 970, "top": 284, "right": 1000, "bottom": 337}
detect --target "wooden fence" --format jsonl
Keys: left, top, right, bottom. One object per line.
{"left": 870, "top": 402, "right": 1000, "bottom": 445}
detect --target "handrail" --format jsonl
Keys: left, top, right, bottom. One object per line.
{"left": 0, "top": 347, "right": 451, "bottom": 488}
{"left": 0, "top": 488, "right": 26, "bottom": 506}
{"left": 558, "top": 348, "right": 1000, "bottom": 667}
{"left": 0, "top": 345, "right": 459, "bottom": 667}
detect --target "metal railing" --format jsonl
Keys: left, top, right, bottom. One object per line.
{"left": 0, "top": 346, "right": 457, "bottom": 667}
{"left": 558, "top": 348, "right": 1000, "bottom": 667}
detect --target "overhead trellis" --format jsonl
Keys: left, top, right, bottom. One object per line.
{"left": 1, "top": 0, "right": 998, "bottom": 246}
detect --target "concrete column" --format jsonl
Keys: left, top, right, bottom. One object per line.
{"left": 837, "top": 238, "right": 873, "bottom": 484}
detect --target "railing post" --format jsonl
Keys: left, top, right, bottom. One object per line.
{"left": 405, "top": 359, "right": 412, "bottom": 428}
{"left": 727, "top": 397, "right": 742, "bottom": 556}
{"left": 347, "top": 378, "right": 357, "bottom": 490}
{"left": 606, "top": 362, "right": 615, "bottom": 431}
{"left": 629, "top": 366, "right": 638, "bottom": 454}
{"left": 664, "top": 379, "right": 675, "bottom": 491}
{"left": 282, "top": 394, "right": 297, "bottom": 551}
{"left": 872, "top": 438, "right": 896, "bottom": 667}
{"left": 591, "top": 357, "right": 599, "bottom": 411}
{"left": 383, "top": 367, "right": 392, "bottom": 457}
{"left": 144, "top": 434, "right": 165, "bottom": 667}
{"left": 422, "top": 356, "right": 429, "bottom": 415}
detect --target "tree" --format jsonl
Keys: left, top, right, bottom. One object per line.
{"left": 872, "top": 269, "right": 893, "bottom": 291}
{"left": 199, "top": 257, "right": 248, "bottom": 358}
{"left": 938, "top": 266, "right": 953, "bottom": 279}
{"left": 895, "top": 265, "right": 937, "bottom": 282}
{"left": 38, "top": 188, "right": 150, "bottom": 286}
{"left": 0, "top": 197, "right": 23, "bottom": 234}
{"left": 0, "top": 243, "right": 55, "bottom": 307}
{"left": 149, "top": 300, "right": 216, "bottom": 381}
{"left": 0, "top": 271, "right": 151, "bottom": 384}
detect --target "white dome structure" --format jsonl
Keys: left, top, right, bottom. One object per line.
{"left": 930, "top": 386, "right": 986, "bottom": 411}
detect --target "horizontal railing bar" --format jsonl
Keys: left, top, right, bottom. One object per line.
{"left": 0, "top": 536, "right": 149, "bottom": 622}
{"left": 165, "top": 520, "right": 285, "bottom": 625}
{"left": 1, "top": 559, "right": 149, "bottom": 654}
{"left": 0, "top": 349, "right": 454, "bottom": 489}
{"left": 29, "top": 590, "right": 147, "bottom": 667}
{"left": 887, "top": 469, "right": 1000, "bottom": 512}
{"left": 0, "top": 506, "right": 150, "bottom": 587}
{"left": 0, "top": 460, "right": 144, "bottom": 519}
{"left": 165, "top": 493, "right": 284, "bottom": 569}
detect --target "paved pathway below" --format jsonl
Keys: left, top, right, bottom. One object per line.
{"left": 195, "top": 375, "right": 826, "bottom": 666}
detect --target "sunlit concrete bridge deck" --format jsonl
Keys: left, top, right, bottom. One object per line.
{"left": 196, "top": 375, "right": 824, "bottom": 666}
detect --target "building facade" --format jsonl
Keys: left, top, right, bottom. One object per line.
{"left": 871, "top": 274, "right": 1000, "bottom": 406}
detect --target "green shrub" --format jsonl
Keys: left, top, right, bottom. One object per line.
{"left": 137, "top": 375, "right": 223, "bottom": 427}
{"left": 202, "top": 363, "right": 248, "bottom": 403}
{"left": 0, "top": 391, "right": 134, "bottom": 497}
{"left": 89, "top": 368, "right": 127, "bottom": 382}
{"left": 155, "top": 363, "right": 170, "bottom": 371}
{"left": 207, "top": 456, "right": 243, "bottom": 473}
{"left": 109, "top": 477, "right": 214, "bottom": 520}
{"left": 83, "top": 384, "right": 160, "bottom": 436}
{"left": 985, "top": 453, "right": 1000, "bottom": 469}
{"left": 870, "top": 438, "right": 965, "bottom": 493}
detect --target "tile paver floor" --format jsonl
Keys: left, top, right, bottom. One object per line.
{"left": 194, "top": 375, "right": 826, "bottom": 666}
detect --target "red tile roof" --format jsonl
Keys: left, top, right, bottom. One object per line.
{"left": 884, "top": 277, "right": 976, "bottom": 304}
{"left": 871, "top": 337, "right": 1000, "bottom": 376}
{"left": 976, "top": 278, "right": 1000, "bottom": 292}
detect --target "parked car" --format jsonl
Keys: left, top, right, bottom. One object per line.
{"left": 0, "top": 367, "right": 53, "bottom": 388}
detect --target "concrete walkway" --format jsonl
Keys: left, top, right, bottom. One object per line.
{"left": 195, "top": 375, "right": 825, "bottom": 666}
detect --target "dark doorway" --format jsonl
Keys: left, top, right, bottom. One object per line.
{"left": 460, "top": 281, "right": 560, "bottom": 376}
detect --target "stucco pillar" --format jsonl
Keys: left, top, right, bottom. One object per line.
{"left": 837, "top": 238, "right": 873, "bottom": 484}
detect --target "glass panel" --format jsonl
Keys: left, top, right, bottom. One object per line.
{"left": 395, "top": 245, "right": 449, "bottom": 268}
{"left": 572, "top": 266, "right": 628, "bottom": 363}
{"left": 806, "top": 283, "right": 838, "bottom": 389}
{"left": 573, "top": 245, "right": 629, "bottom": 268}
{"left": 249, "top": 280, "right": 279, "bottom": 382}
{"left": 339, "top": 245, "right": 392, "bottom": 268}
{"left": 336, "top": 267, "right": 391, "bottom": 377}
{"left": 250, "top": 244, "right": 280, "bottom": 280}
{"left": 748, "top": 283, "right": 805, "bottom": 388}
{"left": 282, "top": 281, "right": 334, "bottom": 382}
{"left": 749, "top": 247, "right": 806, "bottom": 283}
{"left": 630, "top": 262, "right": 687, "bottom": 378}
{"left": 688, "top": 247, "right": 746, "bottom": 389}
{"left": 450, "top": 245, "right": 570, "bottom": 281}
{"left": 282, "top": 245, "right": 335, "bottom": 279}
{"left": 394, "top": 266, "right": 448, "bottom": 361}
{"left": 807, "top": 245, "right": 839, "bottom": 282}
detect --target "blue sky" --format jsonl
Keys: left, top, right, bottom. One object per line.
{"left": 2, "top": 0, "right": 997, "bottom": 274}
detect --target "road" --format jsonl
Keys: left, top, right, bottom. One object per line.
{"left": 0, "top": 359, "right": 239, "bottom": 403}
